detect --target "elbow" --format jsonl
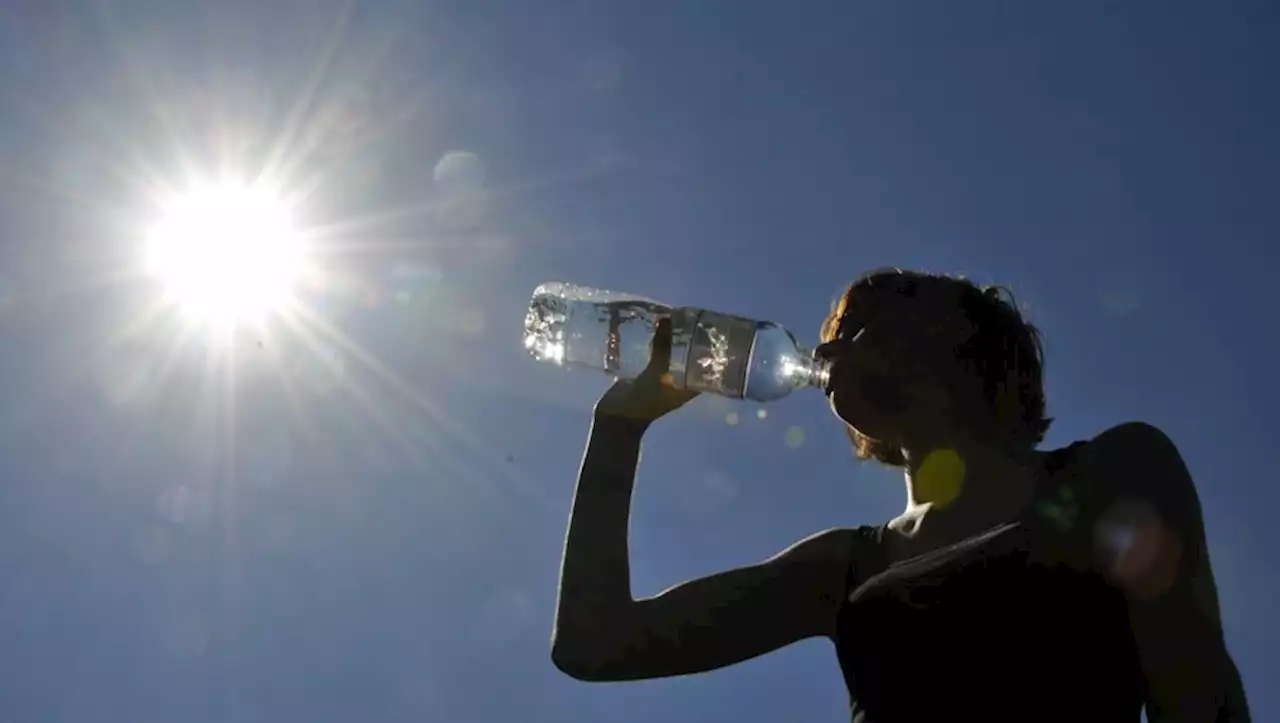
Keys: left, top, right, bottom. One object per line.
{"left": 550, "top": 634, "right": 615, "bottom": 682}
{"left": 551, "top": 600, "right": 649, "bottom": 682}
{"left": 551, "top": 613, "right": 639, "bottom": 682}
{"left": 550, "top": 642, "right": 599, "bottom": 681}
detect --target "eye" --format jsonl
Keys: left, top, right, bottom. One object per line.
{"left": 842, "top": 325, "right": 868, "bottom": 344}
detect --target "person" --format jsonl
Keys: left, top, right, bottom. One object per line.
{"left": 549, "top": 268, "right": 1250, "bottom": 722}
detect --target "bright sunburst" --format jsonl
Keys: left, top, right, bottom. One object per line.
{"left": 146, "top": 181, "right": 306, "bottom": 325}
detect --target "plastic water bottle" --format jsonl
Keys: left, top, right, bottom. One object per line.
{"left": 523, "top": 282, "right": 830, "bottom": 402}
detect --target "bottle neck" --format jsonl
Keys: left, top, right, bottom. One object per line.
{"left": 799, "top": 350, "right": 832, "bottom": 392}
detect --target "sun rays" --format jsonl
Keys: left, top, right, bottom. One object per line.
{"left": 11, "top": 0, "right": 618, "bottom": 532}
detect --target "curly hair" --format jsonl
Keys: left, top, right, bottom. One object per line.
{"left": 819, "top": 268, "right": 1052, "bottom": 466}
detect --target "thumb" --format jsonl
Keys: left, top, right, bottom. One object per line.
{"left": 642, "top": 316, "right": 675, "bottom": 381}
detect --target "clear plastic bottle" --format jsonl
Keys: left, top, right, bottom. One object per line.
{"left": 523, "top": 282, "right": 830, "bottom": 402}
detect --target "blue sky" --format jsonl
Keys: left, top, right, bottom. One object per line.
{"left": 1, "top": 2, "right": 1276, "bottom": 721}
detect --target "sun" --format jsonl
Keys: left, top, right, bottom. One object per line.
{"left": 146, "top": 181, "right": 306, "bottom": 325}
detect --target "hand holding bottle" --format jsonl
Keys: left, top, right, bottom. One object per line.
{"left": 594, "top": 318, "right": 698, "bottom": 426}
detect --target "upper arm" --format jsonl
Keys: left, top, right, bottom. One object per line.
{"left": 1084, "top": 422, "right": 1250, "bottom": 721}
{"left": 552, "top": 527, "right": 858, "bottom": 682}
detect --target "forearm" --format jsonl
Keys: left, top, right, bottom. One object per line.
{"left": 554, "top": 414, "right": 649, "bottom": 644}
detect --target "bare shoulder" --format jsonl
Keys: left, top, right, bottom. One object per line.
{"left": 772, "top": 526, "right": 863, "bottom": 563}
{"left": 1086, "top": 421, "right": 1181, "bottom": 458}
{"left": 754, "top": 526, "right": 869, "bottom": 597}
{"left": 1072, "top": 421, "right": 1208, "bottom": 599}
{"left": 1072, "top": 430, "right": 1249, "bottom": 717}
{"left": 758, "top": 526, "right": 869, "bottom": 635}
{"left": 756, "top": 526, "right": 869, "bottom": 614}
{"left": 1077, "top": 421, "right": 1197, "bottom": 504}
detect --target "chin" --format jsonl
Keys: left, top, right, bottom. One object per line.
{"left": 829, "top": 396, "right": 859, "bottom": 431}
{"left": 829, "top": 392, "right": 874, "bottom": 431}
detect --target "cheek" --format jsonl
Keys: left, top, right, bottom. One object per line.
{"left": 831, "top": 365, "right": 906, "bottom": 413}
{"left": 860, "top": 373, "right": 908, "bottom": 412}
{"left": 828, "top": 373, "right": 906, "bottom": 432}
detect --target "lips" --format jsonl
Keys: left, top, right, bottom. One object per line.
{"left": 823, "top": 358, "right": 845, "bottom": 397}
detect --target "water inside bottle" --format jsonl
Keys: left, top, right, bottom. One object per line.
{"left": 524, "top": 283, "right": 670, "bottom": 379}
{"left": 671, "top": 307, "right": 759, "bottom": 397}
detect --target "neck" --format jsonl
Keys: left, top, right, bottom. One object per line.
{"left": 899, "top": 433, "right": 1040, "bottom": 524}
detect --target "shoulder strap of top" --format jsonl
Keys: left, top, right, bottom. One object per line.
{"left": 1031, "top": 440, "right": 1099, "bottom": 557}
{"left": 1043, "top": 440, "right": 1089, "bottom": 476}
{"left": 844, "top": 524, "right": 891, "bottom": 594}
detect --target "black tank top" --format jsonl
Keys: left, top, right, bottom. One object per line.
{"left": 834, "top": 443, "right": 1145, "bottom": 722}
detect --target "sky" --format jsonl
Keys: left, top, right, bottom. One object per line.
{"left": 0, "top": 1, "right": 1277, "bottom": 721}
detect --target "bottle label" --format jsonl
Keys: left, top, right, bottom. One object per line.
{"left": 673, "top": 309, "right": 758, "bottom": 398}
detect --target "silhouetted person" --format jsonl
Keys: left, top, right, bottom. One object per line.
{"left": 551, "top": 268, "right": 1250, "bottom": 722}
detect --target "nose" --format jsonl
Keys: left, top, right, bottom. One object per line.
{"left": 815, "top": 327, "right": 866, "bottom": 360}
{"left": 814, "top": 340, "right": 845, "bottom": 363}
